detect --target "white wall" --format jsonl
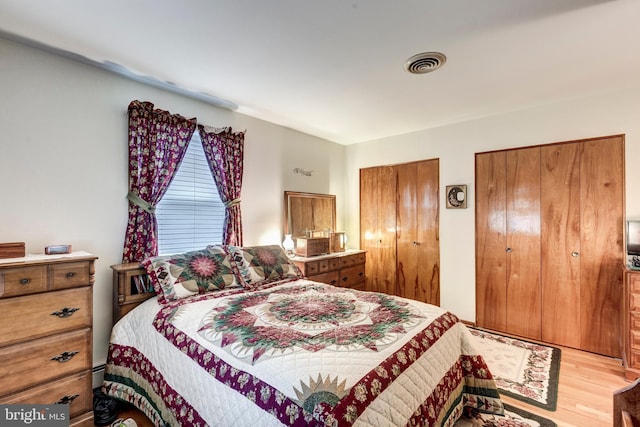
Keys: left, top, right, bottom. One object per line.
{"left": 345, "top": 88, "right": 640, "bottom": 322}
{"left": 0, "top": 37, "right": 345, "bottom": 369}
{"left": 4, "top": 33, "right": 640, "bottom": 372}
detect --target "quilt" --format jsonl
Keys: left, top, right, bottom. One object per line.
{"left": 104, "top": 279, "right": 503, "bottom": 426}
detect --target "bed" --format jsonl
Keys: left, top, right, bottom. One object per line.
{"left": 103, "top": 245, "right": 503, "bottom": 426}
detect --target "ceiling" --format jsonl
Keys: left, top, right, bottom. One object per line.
{"left": 1, "top": 0, "right": 638, "bottom": 145}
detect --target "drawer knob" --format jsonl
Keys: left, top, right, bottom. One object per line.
{"left": 51, "top": 307, "right": 80, "bottom": 318}
{"left": 51, "top": 350, "right": 79, "bottom": 363}
{"left": 55, "top": 394, "right": 79, "bottom": 405}
{"left": 20, "top": 278, "right": 31, "bottom": 285}
{"left": 359, "top": 272, "right": 364, "bottom": 277}
{"left": 66, "top": 272, "right": 76, "bottom": 278}
{"left": 342, "top": 277, "right": 348, "bottom": 282}
{"left": 330, "top": 280, "right": 337, "bottom": 285}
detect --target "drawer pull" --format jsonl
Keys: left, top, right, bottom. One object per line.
{"left": 359, "top": 272, "right": 364, "bottom": 277}
{"left": 329, "top": 280, "right": 337, "bottom": 285}
{"left": 342, "top": 277, "right": 348, "bottom": 282}
{"left": 51, "top": 307, "right": 80, "bottom": 318}
{"left": 66, "top": 272, "right": 76, "bottom": 278}
{"left": 51, "top": 350, "right": 79, "bottom": 363}
{"left": 20, "top": 278, "right": 31, "bottom": 285}
{"left": 55, "top": 394, "right": 79, "bottom": 405}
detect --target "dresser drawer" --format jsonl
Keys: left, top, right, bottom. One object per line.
{"left": 631, "top": 292, "right": 640, "bottom": 312}
{"left": 51, "top": 261, "right": 91, "bottom": 290}
{"left": 300, "top": 261, "right": 319, "bottom": 276}
{"left": 0, "top": 287, "right": 91, "bottom": 347}
{"left": 630, "top": 347, "right": 640, "bottom": 370}
{"left": 328, "top": 258, "right": 341, "bottom": 270}
{"left": 0, "top": 328, "right": 91, "bottom": 397}
{"left": 0, "top": 266, "right": 47, "bottom": 298}
{"left": 631, "top": 330, "right": 640, "bottom": 351}
{"left": 341, "top": 253, "right": 366, "bottom": 267}
{"left": 317, "top": 259, "right": 331, "bottom": 273}
{"left": 340, "top": 265, "right": 365, "bottom": 289}
{"left": 631, "top": 312, "right": 640, "bottom": 331}
{"left": 629, "top": 274, "right": 640, "bottom": 293}
{"left": 0, "top": 370, "right": 92, "bottom": 419}
{"left": 310, "top": 271, "right": 339, "bottom": 286}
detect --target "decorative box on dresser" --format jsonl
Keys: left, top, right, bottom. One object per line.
{"left": 624, "top": 266, "right": 640, "bottom": 380}
{"left": 0, "top": 251, "right": 97, "bottom": 426}
{"left": 290, "top": 250, "right": 366, "bottom": 290}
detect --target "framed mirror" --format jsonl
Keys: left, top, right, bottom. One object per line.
{"left": 284, "top": 191, "right": 336, "bottom": 238}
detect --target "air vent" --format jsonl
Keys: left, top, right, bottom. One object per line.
{"left": 405, "top": 52, "right": 446, "bottom": 74}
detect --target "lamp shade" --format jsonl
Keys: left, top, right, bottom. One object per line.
{"left": 282, "top": 234, "right": 295, "bottom": 254}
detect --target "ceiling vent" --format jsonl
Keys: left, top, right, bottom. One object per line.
{"left": 405, "top": 52, "right": 447, "bottom": 74}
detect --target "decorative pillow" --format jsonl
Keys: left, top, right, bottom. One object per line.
{"left": 226, "top": 244, "right": 302, "bottom": 290}
{"left": 142, "top": 245, "right": 240, "bottom": 303}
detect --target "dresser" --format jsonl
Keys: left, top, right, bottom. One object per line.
{"left": 624, "top": 266, "right": 640, "bottom": 380}
{"left": 291, "top": 250, "right": 366, "bottom": 290}
{"left": 0, "top": 252, "right": 97, "bottom": 426}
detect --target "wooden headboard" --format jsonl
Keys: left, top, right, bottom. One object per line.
{"left": 111, "top": 262, "right": 155, "bottom": 324}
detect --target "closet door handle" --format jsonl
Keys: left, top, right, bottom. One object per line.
{"left": 571, "top": 251, "right": 579, "bottom": 257}
{"left": 505, "top": 247, "right": 512, "bottom": 253}
{"left": 412, "top": 241, "right": 418, "bottom": 246}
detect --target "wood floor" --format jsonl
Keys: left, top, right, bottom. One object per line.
{"left": 114, "top": 345, "right": 630, "bottom": 427}
{"left": 502, "top": 344, "right": 628, "bottom": 427}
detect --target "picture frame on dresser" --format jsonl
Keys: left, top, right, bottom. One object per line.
{"left": 0, "top": 251, "right": 98, "bottom": 427}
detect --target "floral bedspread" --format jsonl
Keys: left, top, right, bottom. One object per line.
{"left": 104, "top": 280, "right": 503, "bottom": 426}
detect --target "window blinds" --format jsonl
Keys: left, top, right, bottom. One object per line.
{"left": 156, "top": 132, "right": 224, "bottom": 255}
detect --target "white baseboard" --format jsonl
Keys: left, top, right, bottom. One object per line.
{"left": 92, "top": 364, "right": 105, "bottom": 389}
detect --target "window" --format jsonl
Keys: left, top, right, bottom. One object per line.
{"left": 156, "top": 131, "right": 225, "bottom": 254}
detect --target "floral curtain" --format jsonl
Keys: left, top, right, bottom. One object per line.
{"left": 122, "top": 100, "right": 197, "bottom": 263}
{"left": 198, "top": 125, "right": 245, "bottom": 246}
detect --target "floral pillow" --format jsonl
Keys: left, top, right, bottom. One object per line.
{"left": 142, "top": 245, "right": 240, "bottom": 303}
{"left": 226, "top": 244, "right": 302, "bottom": 290}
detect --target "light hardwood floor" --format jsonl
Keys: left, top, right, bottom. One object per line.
{"left": 501, "top": 345, "right": 629, "bottom": 427}
{"left": 115, "top": 345, "right": 630, "bottom": 427}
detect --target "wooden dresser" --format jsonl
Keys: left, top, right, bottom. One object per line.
{"left": 291, "top": 250, "right": 366, "bottom": 290}
{"left": 0, "top": 252, "right": 97, "bottom": 426}
{"left": 624, "top": 266, "right": 640, "bottom": 380}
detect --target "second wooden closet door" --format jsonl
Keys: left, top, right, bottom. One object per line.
{"left": 475, "top": 147, "right": 541, "bottom": 339}
{"left": 476, "top": 135, "right": 623, "bottom": 357}
{"left": 396, "top": 160, "right": 440, "bottom": 305}
{"left": 360, "top": 159, "right": 440, "bottom": 305}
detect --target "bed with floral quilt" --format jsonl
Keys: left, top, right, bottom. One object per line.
{"left": 103, "top": 245, "right": 504, "bottom": 426}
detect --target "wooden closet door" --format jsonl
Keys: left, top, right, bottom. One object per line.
{"left": 396, "top": 159, "right": 440, "bottom": 305}
{"left": 579, "top": 136, "right": 623, "bottom": 357}
{"left": 505, "top": 148, "right": 542, "bottom": 339}
{"left": 396, "top": 162, "right": 417, "bottom": 299}
{"left": 541, "top": 143, "right": 581, "bottom": 348}
{"left": 476, "top": 151, "right": 508, "bottom": 332}
{"left": 360, "top": 166, "right": 396, "bottom": 295}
